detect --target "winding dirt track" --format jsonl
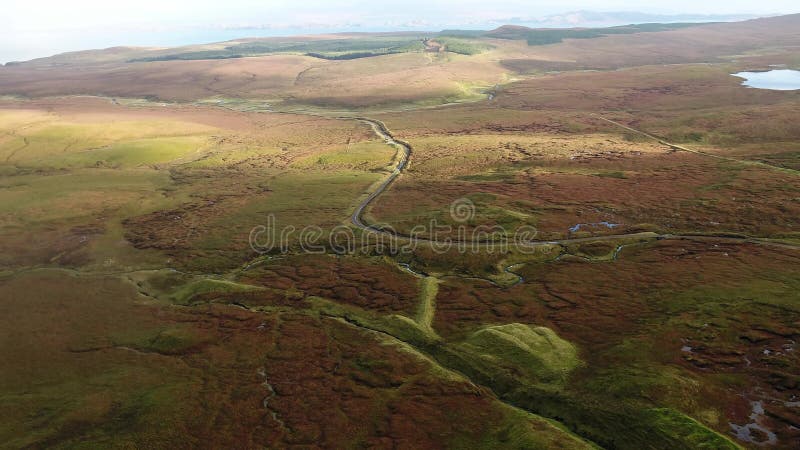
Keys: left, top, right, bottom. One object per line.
{"left": 351, "top": 115, "right": 800, "bottom": 252}
{"left": 349, "top": 118, "right": 412, "bottom": 232}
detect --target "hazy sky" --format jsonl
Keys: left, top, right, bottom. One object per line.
{"left": 4, "top": 0, "right": 799, "bottom": 63}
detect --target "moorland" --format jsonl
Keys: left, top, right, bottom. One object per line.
{"left": 1, "top": 14, "right": 800, "bottom": 449}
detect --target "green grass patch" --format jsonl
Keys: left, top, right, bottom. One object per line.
{"left": 0, "top": 169, "right": 171, "bottom": 226}
{"left": 291, "top": 141, "right": 396, "bottom": 171}
{"left": 169, "top": 279, "right": 265, "bottom": 305}
{"left": 310, "top": 297, "right": 439, "bottom": 346}
{"left": 449, "top": 402, "right": 596, "bottom": 449}
{"left": 644, "top": 408, "right": 741, "bottom": 449}
{"left": 486, "top": 23, "right": 706, "bottom": 46}
{"left": 436, "top": 37, "right": 493, "bottom": 55}
{"left": 1, "top": 118, "right": 215, "bottom": 166}
{"left": 52, "top": 136, "right": 209, "bottom": 168}
{"left": 415, "top": 277, "right": 439, "bottom": 335}
{"left": 131, "top": 37, "right": 428, "bottom": 62}
{"left": 455, "top": 323, "right": 582, "bottom": 387}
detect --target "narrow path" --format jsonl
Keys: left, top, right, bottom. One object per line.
{"left": 1, "top": 119, "right": 54, "bottom": 162}
{"left": 596, "top": 115, "right": 800, "bottom": 175}
{"left": 351, "top": 117, "right": 800, "bottom": 252}
{"left": 4, "top": 136, "right": 29, "bottom": 162}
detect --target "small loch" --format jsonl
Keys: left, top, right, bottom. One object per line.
{"left": 732, "top": 69, "right": 800, "bottom": 91}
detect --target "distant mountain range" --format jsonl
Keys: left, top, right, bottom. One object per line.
{"left": 208, "top": 10, "right": 765, "bottom": 32}
{"left": 496, "top": 10, "right": 762, "bottom": 28}
{"left": 221, "top": 10, "right": 767, "bottom": 31}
